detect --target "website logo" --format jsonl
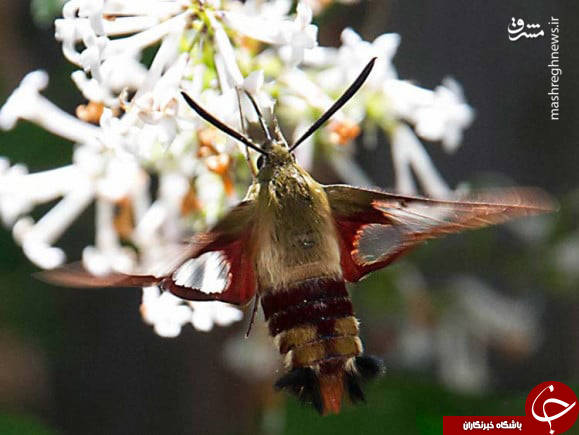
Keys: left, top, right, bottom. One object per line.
{"left": 526, "top": 382, "right": 578, "bottom": 434}
{"left": 444, "top": 381, "right": 578, "bottom": 434}
{"left": 508, "top": 17, "right": 544, "bottom": 41}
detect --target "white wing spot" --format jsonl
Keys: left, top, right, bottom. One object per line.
{"left": 172, "top": 251, "right": 230, "bottom": 294}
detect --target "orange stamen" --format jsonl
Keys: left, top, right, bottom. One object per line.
{"left": 76, "top": 101, "right": 104, "bottom": 124}
{"left": 329, "top": 119, "right": 361, "bottom": 146}
{"left": 205, "top": 154, "right": 231, "bottom": 176}
{"left": 113, "top": 197, "right": 134, "bottom": 240}
{"left": 205, "top": 154, "right": 235, "bottom": 197}
{"left": 180, "top": 183, "right": 202, "bottom": 216}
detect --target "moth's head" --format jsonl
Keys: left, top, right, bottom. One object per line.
{"left": 180, "top": 57, "right": 377, "bottom": 182}
{"left": 255, "top": 136, "right": 297, "bottom": 182}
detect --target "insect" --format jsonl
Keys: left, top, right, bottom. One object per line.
{"left": 40, "top": 57, "right": 555, "bottom": 415}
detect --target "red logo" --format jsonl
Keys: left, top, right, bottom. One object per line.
{"left": 525, "top": 382, "right": 578, "bottom": 434}
{"left": 443, "top": 381, "right": 578, "bottom": 434}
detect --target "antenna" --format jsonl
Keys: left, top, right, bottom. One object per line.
{"left": 243, "top": 90, "right": 272, "bottom": 142}
{"left": 289, "top": 57, "right": 377, "bottom": 152}
{"left": 181, "top": 92, "right": 268, "bottom": 156}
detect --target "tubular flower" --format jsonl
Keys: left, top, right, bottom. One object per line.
{"left": 1, "top": 0, "right": 474, "bottom": 336}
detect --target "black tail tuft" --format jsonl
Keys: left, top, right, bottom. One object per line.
{"left": 344, "top": 355, "right": 385, "bottom": 405}
{"left": 275, "top": 367, "right": 323, "bottom": 414}
{"left": 345, "top": 374, "right": 365, "bottom": 404}
{"left": 354, "top": 355, "right": 385, "bottom": 380}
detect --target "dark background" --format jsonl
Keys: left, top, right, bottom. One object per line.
{"left": 0, "top": 1, "right": 577, "bottom": 434}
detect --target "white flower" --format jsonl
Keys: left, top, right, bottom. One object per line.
{"left": 0, "top": 70, "right": 99, "bottom": 144}
{"left": 299, "top": 28, "right": 473, "bottom": 190}
{"left": 303, "top": 28, "right": 399, "bottom": 95}
{"left": 71, "top": 51, "right": 148, "bottom": 106}
{"left": 337, "top": 28, "right": 400, "bottom": 86}
{"left": 141, "top": 286, "right": 194, "bottom": 338}
{"left": 224, "top": 1, "right": 318, "bottom": 66}
{"left": 0, "top": 160, "right": 32, "bottom": 226}
{"left": 1, "top": 0, "right": 476, "bottom": 338}
{"left": 189, "top": 301, "right": 244, "bottom": 331}
{"left": 303, "top": 0, "right": 359, "bottom": 15}
{"left": 553, "top": 232, "right": 579, "bottom": 280}
{"left": 278, "top": 3, "right": 318, "bottom": 66}
{"left": 141, "top": 286, "right": 243, "bottom": 337}
{"left": 56, "top": 1, "right": 190, "bottom": 105}
{"left": 11, "top": 172, "right": 95, "bottom": 269}
{"left": 386, "top": 78, "right": 474, "bottom": 152}
{"left": 436, "top": 276, "right": 539, "bottom": 392}
{"left": 390, "top": 124, "right": 449, "bottom": 195}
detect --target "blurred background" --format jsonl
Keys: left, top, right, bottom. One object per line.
{"left": 0, "top": 1, "right": 578, "bottom": 434}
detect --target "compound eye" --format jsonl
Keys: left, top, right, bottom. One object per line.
{"left": 257, "top": 155, "right": 265, "bottom": 169}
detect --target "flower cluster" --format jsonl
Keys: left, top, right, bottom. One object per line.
{"left": 1, "top": 0, "right": 473, "bottom": 337}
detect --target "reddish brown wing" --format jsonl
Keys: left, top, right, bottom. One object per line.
{"left": 161, "top": 225, "right": 256, "bottom": 305}
{"left": 35, "top": 262, "right": 159, "bottom": 288}
{"left": 38, "top": 200, "right": 258, "bottom": 306}
{"left": 324, "top": 185, "right": 556, "bottom": 282}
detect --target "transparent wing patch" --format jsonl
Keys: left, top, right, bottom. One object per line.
{"left": 172, "top": 251, "right": 231, "bottom": 294}
{"left": 325, "top": 185, "right": 555, "bottom": 281}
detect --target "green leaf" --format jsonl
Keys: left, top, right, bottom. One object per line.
{"left": 31, "top": 0, "right": 65, "bottom": 27}
{"left": 0, "top": 413, "right": 60, "bottom": 435}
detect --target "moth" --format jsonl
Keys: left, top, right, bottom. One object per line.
{"left": 41, "top": 58, "right": 555, "bottom": 415}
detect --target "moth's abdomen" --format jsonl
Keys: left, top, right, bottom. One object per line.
{"left": 261, "top": 277, "right": 383, "bottom": 414}
{"left": 261, "top": 278, "right": 362, "bottom": 368}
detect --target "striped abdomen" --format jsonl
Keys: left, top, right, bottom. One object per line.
{"left": 261, "top": 277, "right": 361, "bottom": 370}
{"left": 261, "top": 277, "right": 381, "bottom": 414}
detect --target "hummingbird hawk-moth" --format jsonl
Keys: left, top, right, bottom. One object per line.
{"left": 40, "top": 58, "right": 555, "bottom": 415}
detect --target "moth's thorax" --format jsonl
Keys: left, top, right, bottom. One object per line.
{"left": 254, "top": 155, "right": 341, "bottom": 290}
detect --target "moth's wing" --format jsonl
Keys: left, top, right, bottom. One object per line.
{"left": 161, "top": 202, "right": 258, "bottom": 305}
{"left": 35, "top": 241, "right": 198, "bottom": 288}
{"left": 35, "top": 262, "right": 159, "bottom": 288}
{"left": 38, "top": 200, "right": 258, "bottom": 306}
{"left": 325, "top": 185, "right": 556, "bottom": 282}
